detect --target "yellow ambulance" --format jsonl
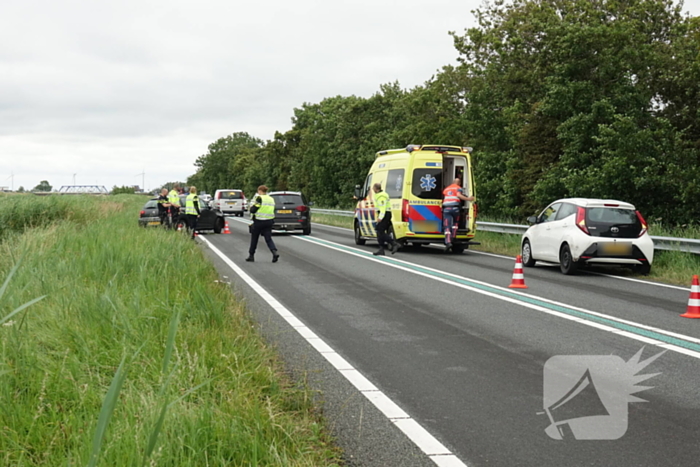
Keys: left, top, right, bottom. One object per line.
{"left": 353, "top": 144, "right": 478, "bottom": 253}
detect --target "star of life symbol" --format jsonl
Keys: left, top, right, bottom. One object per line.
{"left": 419, "top": 174, "right": 436, "bottom": 191}
{"left": 541, "top": 347, "right": 664, "bottom": 440}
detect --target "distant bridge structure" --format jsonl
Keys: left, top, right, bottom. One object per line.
{"left": 57, "top": 185, "right": 109, "bottom": 194}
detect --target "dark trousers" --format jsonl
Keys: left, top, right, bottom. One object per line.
{"left": 186, "top": 214, "right": 198, "bottom": 236}
{"left": 249, "top": 219, "right": 276, "bottom": 255}
{"left": 376, "top": 211, "right": 393, "bottom": 247}
{"left": 442, "top": 206, "right": 460, "bottom": 244}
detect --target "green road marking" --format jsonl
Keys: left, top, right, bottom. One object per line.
{"left": 302, "top": 236, "right": 700, "bottom": 354}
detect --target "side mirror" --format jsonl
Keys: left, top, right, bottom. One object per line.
{"left": 527, "top": 216, "right": 538, "bottom": 225}
{"left": 354, "top": 185, "right": 362, "bottom": 199}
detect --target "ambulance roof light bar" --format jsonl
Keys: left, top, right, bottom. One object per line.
{"left": 406, "top": 144, "right": 422, "bottom": 153}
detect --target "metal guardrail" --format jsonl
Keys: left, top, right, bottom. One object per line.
{"left": 311, "top": 208, "right": 700, "bottom": 255}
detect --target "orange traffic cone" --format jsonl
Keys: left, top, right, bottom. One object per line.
{"left": 508, "top": 255, "right": 528, "bottom": 289}
{"left": 680, "top": 275, "right": 700, "bottom": 318}
{"left": 223, "top": 221, "right": 231, "bottom": 234}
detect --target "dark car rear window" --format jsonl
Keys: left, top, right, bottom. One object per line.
{"left": 144, "top": 200, "right": 158, "bottom": 209}
{"left": 219, "top": 191, "right": 243, "bottom": 199}
{"left": 271, "top": 194, "right": 304, "bottom": 206}
{"left": 586, "top": 208, "right": 638, "bottom": 224}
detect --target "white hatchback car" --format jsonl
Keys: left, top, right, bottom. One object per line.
{"left": 521, "top": 198, "right": 654, "bottom": 275}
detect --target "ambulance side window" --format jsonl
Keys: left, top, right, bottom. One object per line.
{"left": 386, "top": 169, "right": 404, "bottom": 199}
{"left": 362, "top": 174, "right": 373, "bottom": 199}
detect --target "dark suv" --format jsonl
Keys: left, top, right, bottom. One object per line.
{"left": 268, "top": 191, "right": 312, "bottom": 235}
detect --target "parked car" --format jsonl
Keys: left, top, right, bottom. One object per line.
{"left": 266, "top": 191, "right": 312, "bottom": 235}
{"left": 138, "top": 198, "right": 161, "bottom": 227}
{"left": 521, "top": 198, "right": 653, "bottom": 275}
{"left": 175, "top": 195, "right": 225, "bottom": 233}
{"left": 212, "top": 189, "right": 246, "bottom": 216}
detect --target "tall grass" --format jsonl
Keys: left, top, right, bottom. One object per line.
{"left": 0, "top": 194, "right": 340, "bottom": 466}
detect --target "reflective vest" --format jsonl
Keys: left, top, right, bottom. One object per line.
{"left": 254, "top": 194, "right": 275, "bottom": 220}
{"left": 185, "top": 193, "right": 199, "bottom": 215}
{"left": 168, "top": 189, "right": 180, "bottom": 206}
{"left": 442, "top": 184, "right": 462, "bottom": 207}
{"left": 375, "top": 191, "right": 390, "bottom": 220}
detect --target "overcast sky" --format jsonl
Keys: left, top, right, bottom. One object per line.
{"left": 1, "top": 0, "right": 698, "bottom": 192}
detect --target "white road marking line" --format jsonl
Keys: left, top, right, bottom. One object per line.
{"left": 310, "top": 221, "right": 352, "bottom": 232}
{"left": 468, "top": 250, "right": 689, "bottom": 291}
{"left": 292, "top": 236, "right": 700, "bottom": 359}
{"left": 469, "top": 250, "right": 513, "bottom": 260}
{"left": 200, "top": 236, "right": 468, "bottom": 467}
{"left": 233, "top": 215, "right": 686, "bottom": 291}
{"left": 228, "top": 216, "right": 695, "bottom": 344}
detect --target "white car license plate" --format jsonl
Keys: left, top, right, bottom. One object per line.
{"left": 600, "top": 242, "right": 632, "bottom": 255}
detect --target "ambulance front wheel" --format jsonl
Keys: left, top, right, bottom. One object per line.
{"left": 354, "top": 221, "right": 366, "bottom": 245}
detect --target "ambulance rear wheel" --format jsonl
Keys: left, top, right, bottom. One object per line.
{"left": 452, "top": 245, "right": 465, "bottom": 254}
{"left": 354, "top": 221, "right": 366, "bottom": 245}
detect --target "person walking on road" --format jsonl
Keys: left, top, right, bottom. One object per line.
{"left": 372, "top": 182, "right": 398, "bottom": 256}
{"left": 246, "top": 185, "right": 279, "bottom": 263}
{"left": 184, "top": 186, "right": 201, "bottom": 239}
{"left": 442, "top": 178, "right": 474, "bottom": 252}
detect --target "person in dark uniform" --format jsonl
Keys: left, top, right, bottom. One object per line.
{"left": 157, "top": 188, "right": 172, "bottom": 227}
{"left": 246, "top": 185, "right": 279, "bottom": 263}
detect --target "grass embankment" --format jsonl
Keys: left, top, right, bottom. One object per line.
{"left": 0, "top": 194, "right": 340, "bottom": 466}
{"left": 312, "top": 212, "right": 700, "bottom": 287}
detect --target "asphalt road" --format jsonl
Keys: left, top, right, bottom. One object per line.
{"left": 200, "top": 218, "right": 700, "bottom": 467}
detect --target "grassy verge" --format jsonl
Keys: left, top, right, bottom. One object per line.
{"left": 0, "top": 194, "right": 340, "bottom": 466}
{"left": 311, "top": 213, "right": 700, "bottom": 287}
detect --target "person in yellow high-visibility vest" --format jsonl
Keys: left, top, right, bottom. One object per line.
{"left": 168, "top": 184, "right": 181, "bottom": 228}
{"left": 372, "top": 182, "right": 398, "bottom": 256}
{"left": 184, "top": 186, "right": 201, "bottom": 239}
{"left": 246, "top": 185, "right": 279, "bottom": 262}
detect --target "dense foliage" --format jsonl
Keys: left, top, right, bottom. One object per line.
{"left": 189, "top": 0, "right": 700, "bottom": 223}
{"left": 111, "top": 185, "right": 136, "bottom": 195}
{"left": 32, "top": 180, "right": 52, "bottom": 192}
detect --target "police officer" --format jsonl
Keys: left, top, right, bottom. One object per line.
{"left": 157, "top": 188, "right": 172, "bottom": 227}
{"left": 184, "top": 186, "right": 201, "bottom": 239}
{"left": 168, "top": 184, "right": 181, "bottom": 228}
{"left": 372, "top": 182, "right": 398, "bottom": 256}
{"left": 246, "top": 185, "right": 279, "bottom": 263}
{"left": 442, "top": 177, "right": 474, "bottom": 251}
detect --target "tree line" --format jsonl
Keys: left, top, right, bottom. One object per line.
{"left": 188, "top": 0, "right": 700, "bottom": 225}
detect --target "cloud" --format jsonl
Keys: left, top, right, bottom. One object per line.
{"left": 1, "top": 0, "right": 697, "bottom": 191}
